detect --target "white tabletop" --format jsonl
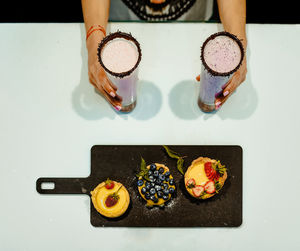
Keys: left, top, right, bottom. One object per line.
{"left": 0, "top": 22, "right": 300, "bottom": 250}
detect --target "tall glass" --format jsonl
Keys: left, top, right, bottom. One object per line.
{"left": 198, "top": 31, "right": 244, "bottom": 112}
{"left": 98, "top": 31, "right": 142, "bottom": 113}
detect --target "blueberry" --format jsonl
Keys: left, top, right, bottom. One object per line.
{"left": 149, "top": 175, "right": 154, "bottom": 182}
{"left": 164, "top": 171, "right": 170, "bottom": 177}
{"left": 162, "top": 195, "right": 169, "bottom": 200}
{"left": 153, "top": 170, "right": 159, "bottom": 177}
{"left": 148, "top": 170, "right": 153, "bottom": 176}
{"left": 169, "top": 179, "right": 174, "bottom": 185}
{"left": 163, "top": 189, "right": 169, "bottom": 195}
{"left": 159, "top": 174, "right": 165, "bottom": 181}
{"left": 163, "top": 183, "right": 169, "bottom": 190}
{"left": 169, "top": 187, "right": 175, "bottom": 194}
{"left": 155, "top": 185, "right": 162, "bottom": 191}
{"left": 150, "top": 164, "right": 157, "bottom": 171}
{"left": 141, "top": 187, "right": 147, "bottom": 194}
{"left": 158, "top": 167, "right": 164, "bottom": 174}
{"left": 145, "top": 183, "right": 151, "bottom": 191}
{"left": 150, "top": 195, "right": 158, "bottom": 203}
{"left": 150, "top": 182, "right": 155, "bottom": 188}
{"left": 155, "top": 178, "right": 162, "bottom": 185}
{"left": 150, "top": 188, "right": 156, "bottom": 195}
{"left": 157, "top": 191, "right": 163, "bottom": 198}
{"left": 137, "top": 179, "right": 144, "bottom": 186}
{"left": 165, "top": 177, "right": 170, "bottom": 182}
{"left": 145, "top": 192, "right": 150, "bottom": 200}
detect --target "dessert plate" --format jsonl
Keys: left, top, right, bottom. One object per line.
{"left": 36, "top": 145, "right": 242, "bottom": 227}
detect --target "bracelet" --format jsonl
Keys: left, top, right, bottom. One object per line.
{"left": 86, "top": 25, "right": 106, "bottom": 41}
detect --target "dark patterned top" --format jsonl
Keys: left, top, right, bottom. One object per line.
{"left": 121, "top": 0, "right": 196, "bottom": 21}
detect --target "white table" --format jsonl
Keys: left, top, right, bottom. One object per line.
{"left": 0, "top": 22, "right": 299, "bottom": 250}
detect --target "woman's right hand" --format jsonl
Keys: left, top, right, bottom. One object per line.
{"left": 86, "top": 32, "right": 122, "bottom": 111}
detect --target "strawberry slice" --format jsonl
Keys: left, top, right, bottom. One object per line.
{"left": 105, "top": 178, "right": 115, "bottom": 189}
{"left": 186, "top": 178, "right": 196, "bottom": 188}
{"left": 192, "top": 185, "right": 204, "bottom": 197}
{"left": 204, "top": 180, "right": 216, "bottom": 194}
{"left": 204, "top": 162, "right": 212, "bottom": 173}
{"left": 205, "top": 162, "right": 219, "bottom": 180}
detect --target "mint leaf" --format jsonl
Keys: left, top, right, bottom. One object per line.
{"left": 136, "top": 157, "right": 150, "bottom": 181}
{"left": 177, "top": 157, "right": 185, "bottom": 175}
{"left": 163, "top": 145, "right": 186, "bottom": 175}
{"left": 163, "top": 145, "right": 181, "bottom": 159}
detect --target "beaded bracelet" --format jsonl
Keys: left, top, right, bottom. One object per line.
{"left": 86, "top": 25, "right": 106, "bottom": 41}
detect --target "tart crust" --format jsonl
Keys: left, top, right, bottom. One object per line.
{"left": 184, "top": 157, "right": 227, "bottom": 199}
{"left": 91, "top": 181, "right": 130, "bottom": 218}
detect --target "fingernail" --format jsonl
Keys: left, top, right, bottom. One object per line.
{"left": 114, "top": 105, "right": 121, "bottom": 111}
{"left": 223, "top": 91, "right": 229, "bottom": 97}
{"left": 215, "top": 101, "right": 221, "bottom": 107}
{"left": 110, "top": 91, "right": 116, "bottom": 98}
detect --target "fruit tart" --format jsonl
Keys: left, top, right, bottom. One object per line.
{"left": 184, "top": 157, "right": 227, "bottom": 199}
{"left": 137, "top": 163, "right": 176, "bottom": 207}
{"left": 90, "top": 179, "right": 130, "bottom": 218}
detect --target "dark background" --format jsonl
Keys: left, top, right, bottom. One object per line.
{"left": 0, "top": 0, "right": 299, "bottom": 23}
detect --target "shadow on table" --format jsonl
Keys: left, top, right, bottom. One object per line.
{"left": 117, "top": 80, "right": 163, "bottom": 121}
{"left": 71, "top": 25, "right": 162, "bottom": 121}
{"left": 169, "top": 47, "right": 257, "bottom": 120}
{"left": 168, "top": 79, "right": 203, "bottom": 120}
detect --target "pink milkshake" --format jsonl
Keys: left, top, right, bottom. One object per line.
{"left": 198, "top": 32, "right": 244, "bottom": 112}
{"left": 98, "top": 31, "right": 142, "bottom": 112}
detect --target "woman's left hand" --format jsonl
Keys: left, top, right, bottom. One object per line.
{"left": 196, "top": 55, "right": 247, "bottom": 110}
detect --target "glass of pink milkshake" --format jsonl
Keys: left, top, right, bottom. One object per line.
{"left": 98, "top": 31, "right": 142, "bottom": 113}
{"left": 198, "top": 31, "right": 244, "bottom": 112}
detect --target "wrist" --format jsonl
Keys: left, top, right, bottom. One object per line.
{"left": 86, "top": 31, "right": 105, "bottom": 51}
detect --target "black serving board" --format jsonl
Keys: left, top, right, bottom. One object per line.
{"left": 36, "top": 145, "right": 242, "bottom": 227}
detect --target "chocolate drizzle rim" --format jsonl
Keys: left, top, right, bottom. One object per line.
{"left": 200, "top": 31, "right": 245, "bottom": 77}
{"left": 97, "top": 31, "right": 142, "bottom": 79}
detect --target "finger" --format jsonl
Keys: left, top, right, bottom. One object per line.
{"left": 93, "top": 73, "right": 123, "bottom": 103}
{"left": 99, "top": 85, "right": 122, "bottom": 111}
{"left": 90, "top": 78, "right": 122, "bottom": 111}
{"left": 215, "top": 94, "right": 231, "bottom": 110}
{"left": 222, "top": 74, "right": 239, "bottom": 97}
{"left": 196, "top": 75, "right": 200, "bottom": 82}
{"left": 215, "top": 78, "right": 238, "bottom": 110}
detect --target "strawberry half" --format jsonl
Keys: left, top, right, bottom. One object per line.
{"left": 105, "top": 178, "right": 115, "bottom": 189}
{"left": 105, "top": 195, "right": 118, "bottom": 207}
{"left": 204, "top": 180, "right": 216, "bottom": 194}
{"left": 192, "top": 185, "right": 204, "bottom": 197}
{"left": 186, "top": 178, "right": 196, "bottom": 188}
{"left": 204, "top": 162, "right": 218, "bottom": 180}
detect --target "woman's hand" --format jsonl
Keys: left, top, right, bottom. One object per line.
{"left": 86, "top": 32, "right": 123, "bottom": 111}
{"left": 214, "top": 55, "right": 247, "bottom": 109}
{"left": 196, "top": 54, "right": 247, "bottom": 110}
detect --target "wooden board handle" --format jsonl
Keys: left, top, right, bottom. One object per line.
{"left": 36, "top": 178, "right": 89, "bottom": 195}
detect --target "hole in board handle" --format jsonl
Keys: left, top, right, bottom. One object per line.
{"left": 41, "top": 182, "right": 55, "bottom": 190}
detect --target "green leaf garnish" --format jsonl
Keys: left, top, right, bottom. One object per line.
{"left": 163, "top": 145, "right": 186, "bottom": 175}
{"left": 136, "top": 157, "right": 150, "bottom": 181}
{"left": 214, "top": 181, "right": 222, "bottom": 193}
{"left": 200, "top": 191, "right": 207, "bottom": 199}
{"left": 214, "top": 161, "right": 227, "bottom": 176}
{"left": 177, "top": 158, "right": 185, "bottom": 175}
{"left": 163, "top": 145, "right": 181, "bottom": 159}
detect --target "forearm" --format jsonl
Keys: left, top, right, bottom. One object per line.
{"left": 81, "top": 0, "right": 110, "bottom": 32}
{"left": 217, "top": 0, "right": 247, "bottom": 47}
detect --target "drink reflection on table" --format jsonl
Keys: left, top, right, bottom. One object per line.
{"left": 81, "top": 0, "right": 247, "bottom": 112}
